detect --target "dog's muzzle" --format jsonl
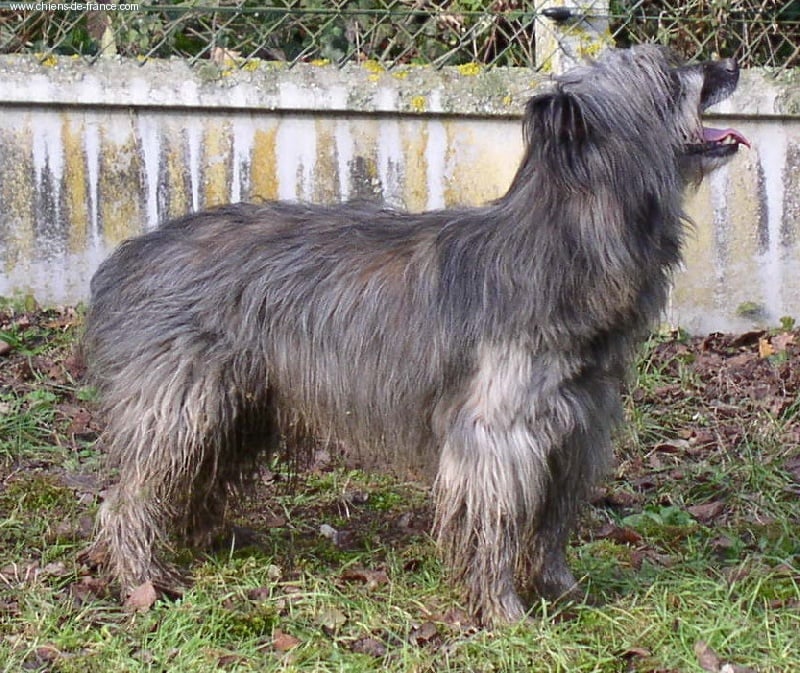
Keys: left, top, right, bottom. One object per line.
{"left": 688, "top": 58, "right": 750, "bottom": 158}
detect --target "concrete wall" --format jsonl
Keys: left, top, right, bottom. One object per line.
{"left": 0, "top": 55, "right": 798, "bottom": 333}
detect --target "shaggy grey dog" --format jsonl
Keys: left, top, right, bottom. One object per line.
{"left": 83, "top": 45, "right": 747, "bottom": 624}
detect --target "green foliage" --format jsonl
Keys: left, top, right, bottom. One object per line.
{"left": 3, "top": 0, "right": 796, "bottom": 68}
{"left": 610, "top": 0, "right": 799, "bottom": 67}
{"left": 0, "top": 389, "right": 57, "bottom": 459}
{"left": 623, "top": 504, "right": 697, "bottom": 532}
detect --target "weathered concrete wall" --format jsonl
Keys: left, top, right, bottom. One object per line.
{"left": 0, "top": 55, "right": 798, "bottom": 333}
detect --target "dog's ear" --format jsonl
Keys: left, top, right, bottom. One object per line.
{"left": 520, "top": 90, "right": 594, "bottom": 189}
{"left": 523, "top": 90, "right": 590, "bottom": 148}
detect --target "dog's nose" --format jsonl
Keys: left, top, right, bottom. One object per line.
{"left": 720, "top": 58, "right": 738, "bottom": 74}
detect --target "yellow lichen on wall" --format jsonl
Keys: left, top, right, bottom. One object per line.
{"left": 442, "top": 123, "right": 461, "bottom": 207}
{"left": 250, "top": 126, "right": 279, "bottom": 202}
{"left": 722, "top": 160, "right": 764, "bottom": 289}
{"left": 457, "top": 63, "right": 482, "bottom": 76}
{"left": 362, "top": 60, "right": 384, "bottom": 74}
{"left": 203, "top": 122, "right": 232, "bottom": 208}
{"left": 442, "top": 121, "right": 519, "bottom": 207}
{"left": 62, "top": 117, "right": 89, "bottom": 254}
{"left": 402, "top": 121, "right": 430, "bottom": 212}
{"left": 164, "top": 127, "right": 190, "bottom": 221}
{"left": 313, "top": 122, "right": 339, "bottom": 204}
{"left": 410, "top": 96, "right": 426, "bottom": 113}
{"left": 0, "top": 127, "right": 35, "bottom": 266}
{"left": 672, "top": 153, "right": 765, "bottom": 329}
{"left": 97, "top": 132, "right": 142, "bottom": 245}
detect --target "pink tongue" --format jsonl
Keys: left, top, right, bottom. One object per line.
{"left": 703, "top": 126, "right": 750, "bottom": 148}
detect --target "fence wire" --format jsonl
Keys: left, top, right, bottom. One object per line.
{"left": 0, "top": 1, "right": 798, "bottom": 71}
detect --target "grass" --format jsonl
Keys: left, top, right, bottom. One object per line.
{"left": 0, "top": 306, "right": 798, "bottom": 672}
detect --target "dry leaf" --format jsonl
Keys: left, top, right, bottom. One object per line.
{"left": 758, "top": 337, "right": 775, "bottom": 358}
{"left": 694, "top": 640, "right": 722, "bottom": 672}
{"left": 772, "top": 332, "right": 795, "bottom": 352}
{"left": 340, "top": 567, "right": 390, "bottom": 590}
{"left": 34, "top": 644, "right": 62, "bottom": 664}
{"left": 69, "top": 576, "right": 109, "bottom": 604}
{"left": 621, "top": 646, "right": 652, "bottom": 660}
{"left": 350, "top": 637, "right": 387, "bottom": 657}
{"left": 316, "top": 606, "right": 347, "bottom": 634}
{"left": 124, "top": 581, "right": 158, "bottom": 612}
{"left": 410, "top": 621, "right": 439, "bottom": 646}
{"left": 211, "top": 47, "right": 242, "bottom": 65}
{"left": 654, "top": 439, "right": 691, "bottom": 453}
{"left": 687, "top": 500, "right": 726, "bottom": 523}
{"left": 594, "top": 523, "right": 643, "bottom": 545}
{"left": 246, "top": 586, "right": 272, "bottom": 602}
{"left": 273, "top": 629, "right": 301, "bottom": 652}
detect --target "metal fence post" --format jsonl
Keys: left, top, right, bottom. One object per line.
{"left": 534, "top": 0, "right": 613, "bottom": 74}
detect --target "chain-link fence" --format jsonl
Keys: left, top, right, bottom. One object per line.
{"left": 0, "top": 1, "right": 798, "bottom": 71}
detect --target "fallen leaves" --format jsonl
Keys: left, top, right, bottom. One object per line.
{"left": 272, "top": 629, "right": 302, "bottom": 652}
{"left": 594, "top": 522, "right": 643, "bottom": 545}
{"left": 686, "top": 500, "right": 726, "bottom": 524}
{"left": 316, "top": 606, "right": 348, "bottom": 634}
{"left": 340, "top": 566, "right": 390, "bottom": 590}
{"left": 124, "top": 581, "right": 158, "bottom": 613}
{"left": 349, "top": 636, "right": 387, "bottom": 657}
{"left": 694, "top": 640, "right": 757, "bottom": 673}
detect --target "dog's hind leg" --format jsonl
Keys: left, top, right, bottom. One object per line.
{"left": 91, "top": 357, "right": 273, "bottom": 595}
{"left": 183, "top": 392, "right": 278, "bottom": 550}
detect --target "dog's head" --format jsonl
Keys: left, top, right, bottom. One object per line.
{"left": 520, "top": 45, "right": 749, "bottom": 190}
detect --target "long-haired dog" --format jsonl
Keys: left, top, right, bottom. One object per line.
{"left": 83, "top": 45, "right": 747, "bottom": 624}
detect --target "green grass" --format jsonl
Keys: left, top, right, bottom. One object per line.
{"left": 0, "top": 311, "right": 798, "bottom": 672}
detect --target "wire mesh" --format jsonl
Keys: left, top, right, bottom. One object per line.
{"left": 0, "top": 1, "right": 797, "bottom": 70}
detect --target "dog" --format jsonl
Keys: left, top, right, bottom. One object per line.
{"left": 82, "top": 45, "right": 747, "bottom": 624}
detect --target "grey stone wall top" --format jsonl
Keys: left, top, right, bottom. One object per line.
{"left": 1, "top": 54, "right": 797, "bottom": 118}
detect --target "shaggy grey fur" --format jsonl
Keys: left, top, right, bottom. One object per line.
{"left": 83, "top": 45, "right": 746, "bottom": 624}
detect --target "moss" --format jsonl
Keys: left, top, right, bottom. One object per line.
{"left": 410, "top": 95, "right": 426, "bottom": 112}
{"left": 362, "top": 59, "right": 385, "bottom": 74}
{"left": 216, "top": 602, "right": 279, "bottom": 640}
{"left": 1, "top": 475, "right": 73, "bottom": 512}
{"left": 578, "top": 39, "right": 607, "bottom": 60}
{"left": 457, "top": 62, "right": 481, "bottom": 76}
{"left": 196, "top": 62, "right": 221, "bottom": 82}
{"left": 736, "top": 301, "right": 767, "bottom": 320}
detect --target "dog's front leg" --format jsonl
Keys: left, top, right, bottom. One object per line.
{"left": 525, "top": 388, "right": 617, "bottom": 604}
{"left": 433, "top": 415, "right": 549, "bottom": 625}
